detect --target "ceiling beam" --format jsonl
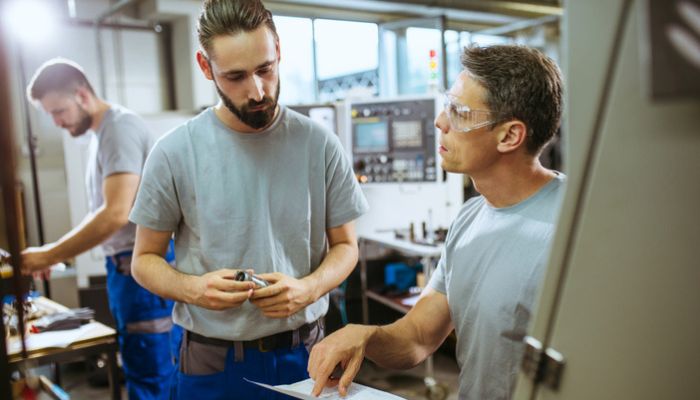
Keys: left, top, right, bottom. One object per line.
{"left": 362, "top": 0, "right": 562, "bottom": 18}
{"left": 266, "top": 0, "right": 529, "bottom": 29}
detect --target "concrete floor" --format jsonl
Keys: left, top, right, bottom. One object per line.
{"left": 37, "top": 350, "right": 459, "bottom": 400}
{"left": 354, "top": 352, "right": 460, "bottom": 400}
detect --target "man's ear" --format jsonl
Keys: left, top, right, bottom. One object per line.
{"left": 196, "top": 51, "right": 214, "bottom": 81}
{"left": 496, "top": 120, "right": 527, "bottom": 153}
{"left": 74, "top": 85, "right": 92, "bottom": 107}
{"left": 276, "top": 39, "right": 281, "bottom": 64}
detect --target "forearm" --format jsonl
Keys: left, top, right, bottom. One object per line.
{"left": 309, "top": 290, "right": 451, "bottom": 397}
{"left": 131, "top": 253, "right": 200, "bottom": 303}
{"left": 47, "top": 207, "right": 126, "bottom": 263}
{"left": 366, "top": 290, "right": 453, "bottom": 369}
{"left": 365, "top": 317, "right": 435, "bottom": 369}
{"left": 304, "top": 242, "right": 357, "bottom": 301}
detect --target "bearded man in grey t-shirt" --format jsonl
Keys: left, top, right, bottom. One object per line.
{"left": 309, "top": 45, "right": 566, "bottom": 400}
{"left": 22, "top": 58, "right": 180, "bottom": 399}
{"left": 128, "top": 1, "right": 368, "bottom": 399}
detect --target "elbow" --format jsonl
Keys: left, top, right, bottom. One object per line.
{"left": 409, "top": 346, "right": 434, "bottom": 368}
{"left": 130, "top": 256, "right": 145, "bottom": 286}
{"left": 105, "top": 209, "right": 131, "bottom": 231}
{"left": 344, "top": 237, "right": 359, "bottom": 264}
{"left": 347, "top": 241, "right": 359, "bottom": 265}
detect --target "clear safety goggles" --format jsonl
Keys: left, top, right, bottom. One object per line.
{"left": 443, "top": 93, "right": 495, "bottom": 133}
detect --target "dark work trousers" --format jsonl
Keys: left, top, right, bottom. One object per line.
{"left": 105, "top": 242, "right": 182, "bottom": 399}
{"left": 174, "top": 320, "right": 325, "bottom": 400}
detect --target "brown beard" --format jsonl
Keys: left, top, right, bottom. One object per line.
{"left": 215, "top": 80, "right": 281, "bottom": 130}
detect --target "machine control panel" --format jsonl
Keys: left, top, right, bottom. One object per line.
{"left": 350, "top": 98, "right": 437, "bottom": 183}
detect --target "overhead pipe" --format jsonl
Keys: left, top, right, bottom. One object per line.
{"left": 362, "top": 0, "right": 562, "bottom": 18}
{"left": 472, "top": 14, "right": 559, "bottom": 36}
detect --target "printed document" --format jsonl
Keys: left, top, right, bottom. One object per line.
{"left": 244, "top": 378, "right": 406, "bottom": 399}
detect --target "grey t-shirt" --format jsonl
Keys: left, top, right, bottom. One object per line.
{"left": 87, "top": 105, "right": 154, "bottom": 256}
{"left": 429, "top": 173, "right": 566, "bottom": 400}
{"left": 129, "top": 106, "right": 369, "bottom": 340}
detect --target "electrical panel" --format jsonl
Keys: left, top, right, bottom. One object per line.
{"left": 349, "top": 98, "right": 438, "bottom": 183}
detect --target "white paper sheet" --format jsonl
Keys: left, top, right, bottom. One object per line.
{"left": 400, "top": 295, "right": 420, "bottom": 307}
{"left": 6, "top": 322, "right": 115, "bottom": 354}
{"left": 244, "top": 378, "right": 406, "bottom": 400}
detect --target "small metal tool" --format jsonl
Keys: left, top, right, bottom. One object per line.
{"left": 234, "top": 271, "right": 269, "bottom": 288}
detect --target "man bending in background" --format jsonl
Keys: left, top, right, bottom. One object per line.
{"left": 23, "top": 58, "right": 180, "bottom": 399}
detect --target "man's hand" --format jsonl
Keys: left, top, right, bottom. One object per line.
{"left": 307, "top": 324, "right": 377, "bottom": 397}
{"left": 191, "top": 268, "right": 256, "bottom": 310}
{"left": 249, "top": 272, "right": 317, "bottom": 318}
{"left": 21, "top": 245, "right": 57, "bottom": 274}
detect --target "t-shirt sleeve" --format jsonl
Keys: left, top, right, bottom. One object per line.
{"left": 129, "top": 143, "right": 181, "bottom": 232}
{"left": 428, "top": 212, "right": 461, "bottom": 295}
{"left": 99, "top": 117, "right": 147, "bottom": 177}
{"left": 325, "top": 135, "right": 369, "bottom": 228}
{"left": 428, "top": 248, "right": 448, "bottom": 294}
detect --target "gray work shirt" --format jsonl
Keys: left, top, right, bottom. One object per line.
{"left": 429, "top": 173, "right": 566, "bottom": 400}
{"left": 129, "top": 106, "right": 369, "bottom": 340}
{"left": 87, "top": 105, "right": 154, "bottom": 256}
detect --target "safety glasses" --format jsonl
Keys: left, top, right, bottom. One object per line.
{"left": 443, "top": 93, "right": 495, "bottom": 133}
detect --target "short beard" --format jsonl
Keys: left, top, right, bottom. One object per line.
{"left": 214, "top": 80, "right": 280, "bottom": 130}
{"left": 70, "top": 106, "right": 93, "bottom": 137}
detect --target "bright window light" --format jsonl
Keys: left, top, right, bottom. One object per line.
{"left": 314, "top": 19, "right": 378, "bottom": 80}
{"left": 3, "top": 0, "right": 56, "bottom": 46}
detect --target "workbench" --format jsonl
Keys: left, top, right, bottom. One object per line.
{"left": 6, "top": 296, "right": 121, "bottom": 399}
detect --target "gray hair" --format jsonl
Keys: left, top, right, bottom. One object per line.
{"left": 461, "top": 45, "right": 563, "bottom": 154}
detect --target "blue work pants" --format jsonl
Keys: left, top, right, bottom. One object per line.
{"left": 105, "top": 247, "right": 181, "bottom": 399}
{"left": 174, "top": 321, "right": 324, "bottom": 400}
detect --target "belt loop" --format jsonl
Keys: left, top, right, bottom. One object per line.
{"left": 234, "top": 341, "right": 244, "bottom": 362}
{"left": 292, "top": 329, "right": 300, "bottom": 348}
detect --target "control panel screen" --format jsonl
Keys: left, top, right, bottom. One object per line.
{"left": 351, "top": 98, "right": 437, "bottom": 183}
{"left": 354, "top": 120, "right": 389, "bottom": 153}
{"left": 392, "top": 120, "right": 423, "bottom": 148}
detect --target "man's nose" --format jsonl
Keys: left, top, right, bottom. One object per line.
{"left": 435, "top": 110, "right": 449, "bottom": 134}
{"left": 246, "top": 75, "right": 264, "bottom": 102}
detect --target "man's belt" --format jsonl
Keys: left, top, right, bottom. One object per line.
{"left": 186, "top": 320, "right": 319, "bottom": 352}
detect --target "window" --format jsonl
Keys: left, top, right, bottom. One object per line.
{"left": 274, "top": 16, "right": 315, "bottom": 105}
{"left": 401, "top": 27, "right": 443, "bottom": 94}
{"left": 445, "top": 30, "right": 473, "bottom": 87}
{"left": 469, "top": 33, "right": 513, "bottom": 46}
{"left": 445, "top": 30, "right": 462, "bottom": 87}
{"left": 314, "top": 19, "right": 378, "bottom": 80}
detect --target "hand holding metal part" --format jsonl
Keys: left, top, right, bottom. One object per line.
{"left": 193, "top": 268, "right": 256, "bottom": 310}
{"left": 249, "top": 272, "right": 317, "bottom": 318}
{"left": 234, "top": 270, "right": 270, "bottom": 288}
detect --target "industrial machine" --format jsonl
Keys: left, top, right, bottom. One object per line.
{"left": 342, "top": 95, "right": 463, "bottom": 236}
{"left": 290, "top": 96, "right": 462, "bottom": 237}
{"left": 348, "top": 97, "right": 438, "bottom": 184}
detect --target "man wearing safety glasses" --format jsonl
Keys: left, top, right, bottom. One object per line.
{"left": 308, "top": 45, "right": 566, "bottom": 400}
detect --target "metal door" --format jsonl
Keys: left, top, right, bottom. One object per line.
{"left": 514, "top": 1, "right": 700, "bottom": 399}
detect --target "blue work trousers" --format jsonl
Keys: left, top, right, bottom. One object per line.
{"left": 106, "top": 247, "right": 182, "bottom": 400}
{"left": 174, "top": 323, "right": 324, "bottom": 400}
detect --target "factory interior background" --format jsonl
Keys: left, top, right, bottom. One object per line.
{"left": 0, "top": 0, "right": 698, "bottom": 399}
